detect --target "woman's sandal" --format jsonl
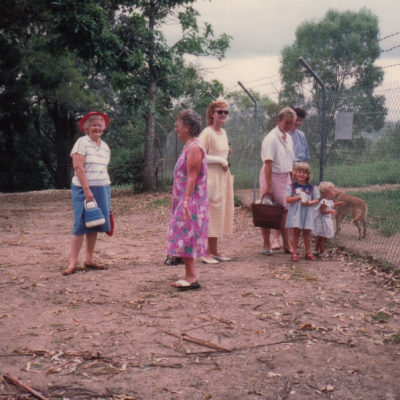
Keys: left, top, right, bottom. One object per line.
{"left": 291, "top": 253, "right": 299, "bottom": 261}
{"left": 305, "top": 253, "right": 316, "bottom": 261}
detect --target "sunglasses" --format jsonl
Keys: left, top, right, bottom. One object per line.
{"left": 215, "top": 110, "right": 229, "bottom": 115}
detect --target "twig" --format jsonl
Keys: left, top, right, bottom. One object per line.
{"left": 155, "top": 327, "right": 231, "bottom": 352}
{"left": 183, "top": 322, "right": 216, "bottom": 332}
{"left": 209, "top": 316, "right": 233, "bottom": 326}
{"left": 248, "top": 338, "right": 307, "bottom": 349}
{"left": 277, "top": 377, "right": 293, "bottom": 400}
{"left": 3, "top": 372, "right": 49, "bottom": 400}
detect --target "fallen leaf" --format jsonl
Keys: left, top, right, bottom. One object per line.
{"left": 299, "top": 323, "right": 315, "bottom": 330}
{"left": 267, "top": 372, "right": 282, "bottom": 377}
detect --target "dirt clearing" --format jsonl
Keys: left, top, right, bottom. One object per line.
{"left": 1, "top": 190, "right": 400, "bottom": 400}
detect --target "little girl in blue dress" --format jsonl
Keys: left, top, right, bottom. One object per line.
{"left": 286, "top": 162, "right": 320, "bottom": 261}
{"left": 312, "top": 181, "right": 345, "bottom": 257}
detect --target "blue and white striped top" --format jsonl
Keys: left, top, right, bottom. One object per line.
{"left": 70, "top": 135, "right": 111, "bottom": 187}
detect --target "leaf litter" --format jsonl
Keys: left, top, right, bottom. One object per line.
{"left": 1, "top": 190, "right": 400, "bottom": 399}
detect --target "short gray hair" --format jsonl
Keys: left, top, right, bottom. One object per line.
{"left": 176, "top": 109, "right": 202, "bottom": 137}
{"left": 83, "top": 115, "right": 106, "bottom": 133}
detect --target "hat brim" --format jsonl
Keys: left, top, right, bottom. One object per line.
{"left": 79, "top": 112, "right": 110, "bottom": 133}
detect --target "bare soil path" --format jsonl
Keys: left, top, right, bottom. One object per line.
{"left": 1, "top": 190, "right": 400, "bottom": 400}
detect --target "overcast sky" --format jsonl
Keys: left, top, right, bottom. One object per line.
{"left": 164, "top": 0, "right": 400, "bottom": 100}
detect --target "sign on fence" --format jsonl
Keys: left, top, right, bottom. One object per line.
{"left": 335, "top": 112, "right": 354, "bottom": 140}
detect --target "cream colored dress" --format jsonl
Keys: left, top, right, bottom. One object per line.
{"left": 198, "top": 126, "right": 234, "bottom": 237}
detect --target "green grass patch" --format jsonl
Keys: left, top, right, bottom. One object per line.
{"left": 384, "top": 333, "right": 400, "bottom": 344}
{"left": 322, "top": 157, "right": 400, "bottom": 187}
{"left": 146, "top": 198, "right": 171, "bottom": 208}
{"left": 370, "top": 312, "right": 390, "bottom": 323}
{"left": 289, "top": 267, "right": 316, "bottom": 282}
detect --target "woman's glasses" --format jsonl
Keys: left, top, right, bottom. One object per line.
{"left": 215, "top": 110, "right": 229, "bottom": 115}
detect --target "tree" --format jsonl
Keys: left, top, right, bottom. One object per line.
{"left": 280, "top": 8, "right": 384, "bottom": 99}
{"left": 279, "top": 8, "right": 387, "bottom": 163}
{"left": 0, "top": 0, "right": 230, "bottom": 192}
{"left": 0, "top": 0, "right": 119, "bottom": 191}
{"left": 111, "top": 1, "right": 231, "bottom": 191}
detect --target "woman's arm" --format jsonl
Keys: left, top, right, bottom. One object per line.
{"left": 263, "top": 160, "right": 273, "bottom": 195}
{"left": 206, "top": 154, "right": 229, "bottom": 171}
{"left": 183, "top": 145, "right": 203, "bottom": 219}
{"left": 72, "top": 153, "right": 94, "bottom": 201}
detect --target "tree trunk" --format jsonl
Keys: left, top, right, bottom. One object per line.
{"left": 142, "top": 0, "right": 157, "bottom": 192}
{"left": 44, "top": 102, "right": 76, "bottom": 189}
{"left": 143, "top": 77, "right": 156, "bottom": 192}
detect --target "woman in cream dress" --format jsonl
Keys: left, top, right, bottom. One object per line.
{"left": 198, "top": 101, "right": 234, "bottom": 264}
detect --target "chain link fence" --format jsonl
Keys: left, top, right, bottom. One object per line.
{"left": 162, "top": 82, "right": 400, "bottom": 268}
{"left": 1, "top": 82, "right": 399, "bottom": 269}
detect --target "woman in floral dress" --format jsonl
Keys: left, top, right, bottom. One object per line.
{"left": 167, "top": 109, "right": 208, "bottom": 290}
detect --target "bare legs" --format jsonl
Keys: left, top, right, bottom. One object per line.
{"left": 171, "top": 257, "right": 199, "bottom": 286}
{"left": 272, "top": 230, "right": 281, "bottom": 249}
{"left": 280, "top": 211, "right": 292, "bottom": 253}
{"left": 261, "top": 227, "right": 271, "bottom": 251}
{"left": 314, "top": 236, "right": 327, "bottom": 254}
{"left": 292, "top": 228, "right": 312, "bottom": 255}
{"left": 63, "top": 232, "right": 98, "bottom": 275}
{"left": 261, "top": 211, "right": 291, "bottom": 253}
{"left": 203, "top": 237, "right": 223, "bottom": 261}
{"left": 85, "top": 232, "right": 98, "bottom": 264}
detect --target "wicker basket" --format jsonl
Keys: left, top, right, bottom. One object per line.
{"left": 251, "top": 202, "right": 285, "bottom": 230}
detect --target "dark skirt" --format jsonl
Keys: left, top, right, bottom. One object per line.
{"left": 71, "top": 184, "right": 111, "bottom": 235}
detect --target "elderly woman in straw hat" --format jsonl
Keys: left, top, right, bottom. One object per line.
{"left": 63, "top": 111, "right": 112, "bottom": 275}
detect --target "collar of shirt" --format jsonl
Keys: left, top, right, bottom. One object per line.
{"left": 274, "top": 126, "right": 288, "bottom": 145}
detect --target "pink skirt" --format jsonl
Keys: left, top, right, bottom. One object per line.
{"left": 259, "top": 165, "right": 291, "bottom": 210}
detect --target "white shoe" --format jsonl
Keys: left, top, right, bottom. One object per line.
{"left": 201, "top": 257, "right": 219, "bottom": 264}
{"left": 211, "top": 254, "right": 231, "bottom": 262}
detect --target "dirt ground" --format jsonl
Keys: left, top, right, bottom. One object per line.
{"left": 1, "top": 190, "right": 400, "bottom": 400}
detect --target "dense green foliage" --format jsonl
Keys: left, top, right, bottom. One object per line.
{"left": 0, "top": 0, "right": 231, "bottom": 192}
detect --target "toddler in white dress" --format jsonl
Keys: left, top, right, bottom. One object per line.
{"left": 312, "top": 182, "right": 345, "bottom": 257}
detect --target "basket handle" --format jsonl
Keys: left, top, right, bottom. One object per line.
{"left": 261, "top": 193, "right": 275, "bottom": 203}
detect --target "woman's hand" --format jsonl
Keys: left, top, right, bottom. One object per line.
{"left": 264, "top": 187, "right": 273, "bottom": 197}
{"left": 183, "top": 198, "right": 192, "bottom": 220}
{"left": 84, "top": 188, "right": 94, "bottom": 202}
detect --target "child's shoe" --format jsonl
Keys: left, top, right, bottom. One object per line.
{"left": 305, "top": 253, "right": 316, "bottom": 261}
{"left": 312, "top": 250, "right": 320, "bottom": 257}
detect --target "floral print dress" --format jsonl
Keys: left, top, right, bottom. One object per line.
{"left": 312, "top": 198, "right": 335, "bottom": 238}
{"left": 167, "top": 140, "right": 209, "bottom": 258}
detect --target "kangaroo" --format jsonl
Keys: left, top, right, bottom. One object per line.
{"left": 333, "top": 190, "right": 368, "bottom": 240}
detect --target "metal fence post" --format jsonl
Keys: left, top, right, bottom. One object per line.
{"left": 298, "top": 57, "right": 326, "bottom": 182}
{"left": 238, "top": 81, "right": 259, "bottom": 202}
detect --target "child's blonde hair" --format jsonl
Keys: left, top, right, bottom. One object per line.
{"left": 318, "top": 181, "right": 336, "bottom": 198}
{"left": 292, "top": 162, "right": 312, "bottom": 184}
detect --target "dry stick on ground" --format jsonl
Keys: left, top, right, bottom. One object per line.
{"left": 248, "top": 337, "right": 307, "bottom": 349}
{"left": 155, "top": 328, "right": 231, "bottom": 352}
{"left": 277, "top": 377, "right": 293, "bottom": 400}
{"left": 3, "top": 372, "right": 49, "bottom": 400}
{"left": 183, "top": 322, "right": 217, "bottom": 332}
